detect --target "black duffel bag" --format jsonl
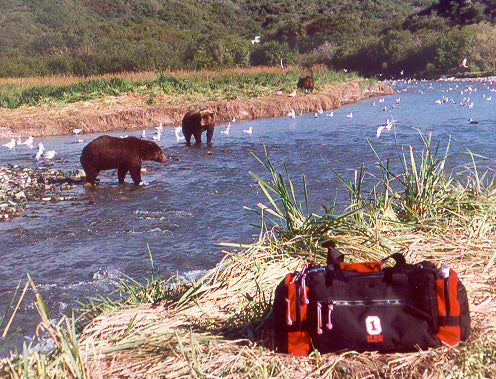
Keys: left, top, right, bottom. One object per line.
{"left": 273, "top": 242, "right": 471, "bottom": 356}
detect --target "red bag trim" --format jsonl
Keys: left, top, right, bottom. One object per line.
{"left": 436, "top": 269, "right": 462, "bottom": 346}
{"left": 340, "top": 261, "right": 382, "bottom": 273}
{"left": 288, "top": 331, "right": 311, "bottom": 356}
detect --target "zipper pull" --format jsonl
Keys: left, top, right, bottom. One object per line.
{"left": 326, "top": 303, "right": 334, "bottom": 330}
{"left": 285, "top": 298, "right": 292, "bottom": 326}
{"left": 301, "top": 274, "right": 309, "bottom": 305}
{"left": 316, "top": 302, "right": 323, "bottom": 334}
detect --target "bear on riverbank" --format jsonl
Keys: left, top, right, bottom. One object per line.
{"left": 297, "top": 76, "right": 315, "bottom": 93}
{"left": 80, "top": 135, "right": 167, "bottom": 187}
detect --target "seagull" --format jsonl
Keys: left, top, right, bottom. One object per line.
{"left": 141, "top": 130, "right": 147, "bottom": 139}
{"left": 72, "top": 128, "right": 82, "bottom": 135}
{"left": 220, "top": 122, "right": 231, "bottom": 135}
{"left": 314, "top": 113, "right": 319, "bottom": 118}
{"left": 376, "top": 118, "right": 395, "bottom": 138}
{"left": 326, "top": 112, "right": 334, "bottom": 117}
{"left": 469, "top": 118, "right": 478, "bottom": 124}
{"left": 16, "top": 136, "right": 22, "bottom": 145}
{"left": 346, "top": 112, "right": 353, "bottom": 118}
{"left": 35, "top": 143, "right": 45, "bottom": 161}
{"left": 22, "top": 136, "right": 34, "bottom": 148}
{"left": 153, "top": 131, "right": 161, "bottom": 141}
{"left": 43, "top": 149, "right": 57, "bottom": 161}
{"left": 287, "top": 109, "right": 296, "bottom": 118}
{"left": 376, "top": 125, "right": 386, "bottom": 138}
{"left": 76, "top": 138, "right": 84, "bottom": 143}
{"left": 461, "top": 58, "right": 468, "bottom": 68}
{"left": 3, "top": 138, "right": 16, "bottom": 150}
{"left": 155, "top": 123, "right": 163, "bottom": 133}
{"left": 242, "top": 126, "right": 253, "bottom": 134}
{"left": 275, "top": 90, "right": 283, "bottom": 96}
{"left": 289, "top": 90, "right": 297, "bottom": 97}
{"left": 251, "top": 36, "right": 261, "bottom": 44}
{"left": 174, "top": 127, "right": 185, "bottom": 141}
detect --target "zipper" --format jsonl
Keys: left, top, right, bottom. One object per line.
{"left": 316, "top": 298, "right": 407, "bottom": 334}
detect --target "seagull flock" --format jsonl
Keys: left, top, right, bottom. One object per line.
{"left": 2, "top": 79, "right": 492, "bottom": 164}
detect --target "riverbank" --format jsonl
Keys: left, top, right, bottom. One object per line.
{"left": 0, "top": 80, "right": 394, "bottom": 139}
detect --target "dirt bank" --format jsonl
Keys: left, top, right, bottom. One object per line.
{"left": 0, "top": 81, "right": 394, "bottom": 139}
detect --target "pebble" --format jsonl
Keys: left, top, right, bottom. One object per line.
{"left": 0, "top": 165, "right": 85, "bottom": 221}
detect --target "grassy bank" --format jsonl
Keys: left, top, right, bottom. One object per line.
{"left": 1, "top": 132, "right": 494, "bottom": 378}
{"left": 0, "top": 66, "right": 356, "bottom": 109}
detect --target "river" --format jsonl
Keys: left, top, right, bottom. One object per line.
{"left": 0, "top": 79, "right": 495, "bottom": 355}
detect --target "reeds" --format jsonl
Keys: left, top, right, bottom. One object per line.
{"left": 1, "top": 132, "right": 495, "bottom": 378}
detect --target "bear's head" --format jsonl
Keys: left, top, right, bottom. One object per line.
{"left": 200, "top": 110, "right": 215, "bottom": 128}
{"left": 142, "top": 140, "right": 168, "bottom": 163}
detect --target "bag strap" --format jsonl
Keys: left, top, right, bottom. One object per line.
{"left": 322, "top": 241, "right": 345, "bottom": 270}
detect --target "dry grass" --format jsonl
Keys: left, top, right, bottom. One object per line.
{"left": 73, "top": 231, "right": 495, "bottom": 378}
{"left": 2, "top": 228, "right": 491, "bottom": 378}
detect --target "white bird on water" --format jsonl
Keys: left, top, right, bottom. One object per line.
{"left": 174, "top": 126, "right": 185, "bottom": 141}
{"left": 35, "top": 143, "right": 45, "bottom": 161}
{"left": 156, "top": 122, "right": 163, "bottom": 133}
{"left": 287, "top": 109, "right": 296, "bottom": 118}
{"left": 141, "top": 130, "right": 147, "bottom": 139}
{"left": 326, "top": 111, "right": 334, "bottom": 117}
{"left": 243, "top": 126, "right": 253, "bottom": 135}
{"left": 22, "top": 136, "right": 34, "bottom": 148}
{"left": 43, "top": 149, "right": 57, "bottom": 161}
{"left": 346, "top": 112, "right": 353, "bottom": 118}
{"left": 73, "top": 128, "right": 82, "bottom": 135}
{"left": 3, "top": 138, "right": 16, "bottom": 150}
{"left": 153, "top": 131, "right": 161, "bottom": 141}
{"left": 220, "top": 122, "right": 231, "bottom": 135}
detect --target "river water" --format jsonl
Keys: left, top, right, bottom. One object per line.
{"left": 0, "top": 79, "right": 495, "bottom": 354}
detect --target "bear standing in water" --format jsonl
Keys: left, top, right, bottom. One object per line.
{"left": 182, "top": 109, "right": 215, "bottom": 146}
{"left": 80, "top": 135, "right": 167, "bottom": 187}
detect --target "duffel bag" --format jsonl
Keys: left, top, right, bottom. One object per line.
{"left": 272, "top": 242, "right": 471, "bottom": 356}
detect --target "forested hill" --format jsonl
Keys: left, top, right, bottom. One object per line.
{"left": 1, "top": 0, "right": 496, "bottom": 78}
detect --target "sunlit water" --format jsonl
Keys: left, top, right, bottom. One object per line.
{"left": 0, "top": 79, "right": 495, "bottom": 355}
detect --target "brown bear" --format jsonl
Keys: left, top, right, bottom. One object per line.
{"left": 297, "top": 76, "right": 315, "bottom": 93}
{"left": 80, "top": 135, "right": 167, "bottom": 187}
{"left": 181, "top": 109, "right": 215, "bottom": 146}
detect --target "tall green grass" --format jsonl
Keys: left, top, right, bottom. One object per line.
{"left": 0, "top": 66, "right": 358, "bottom": 109}
{"left": 251, "top": 132, "right": 496, "bottom": 252}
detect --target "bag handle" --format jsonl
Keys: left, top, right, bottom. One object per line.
{"left": 323, "top": 241, "right": 407, "bottom": 269}
{"left": 381, "top": 253, "right": 406, "bottom": 267}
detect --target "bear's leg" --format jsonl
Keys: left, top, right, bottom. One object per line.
{"left": 129, "top": 167, "right": 142, "bottom": 185}
{"left": 118, "top": 168, "right": 128, "bottom": 184}
{"left": 206, "top": 129, "right": 214, "bottom": 146}
{"left": 85, "top": 169, "right": 99, "bottom": 185}
{"left": 193, "top": 131, "right": 202, "bottom": 145}
{"left": 183, "top": 129, "right": 192, "bottom": 145}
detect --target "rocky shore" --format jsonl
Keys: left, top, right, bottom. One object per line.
{"left": 0, "top": 165, "right": 84, "bottom": 221}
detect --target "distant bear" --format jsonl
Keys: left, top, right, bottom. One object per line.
{"left": 181, "top": 109, "right": 215, "bottom": 146}
{"left": 297, "top": 76, "right": 315, "bottom": 93}
{"left": 80, "top": 135, "right": 167, "bottom": 187}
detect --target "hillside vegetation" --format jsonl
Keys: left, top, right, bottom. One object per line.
{"left": 1, "top": 0, "right": 496, "bottom": 78}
